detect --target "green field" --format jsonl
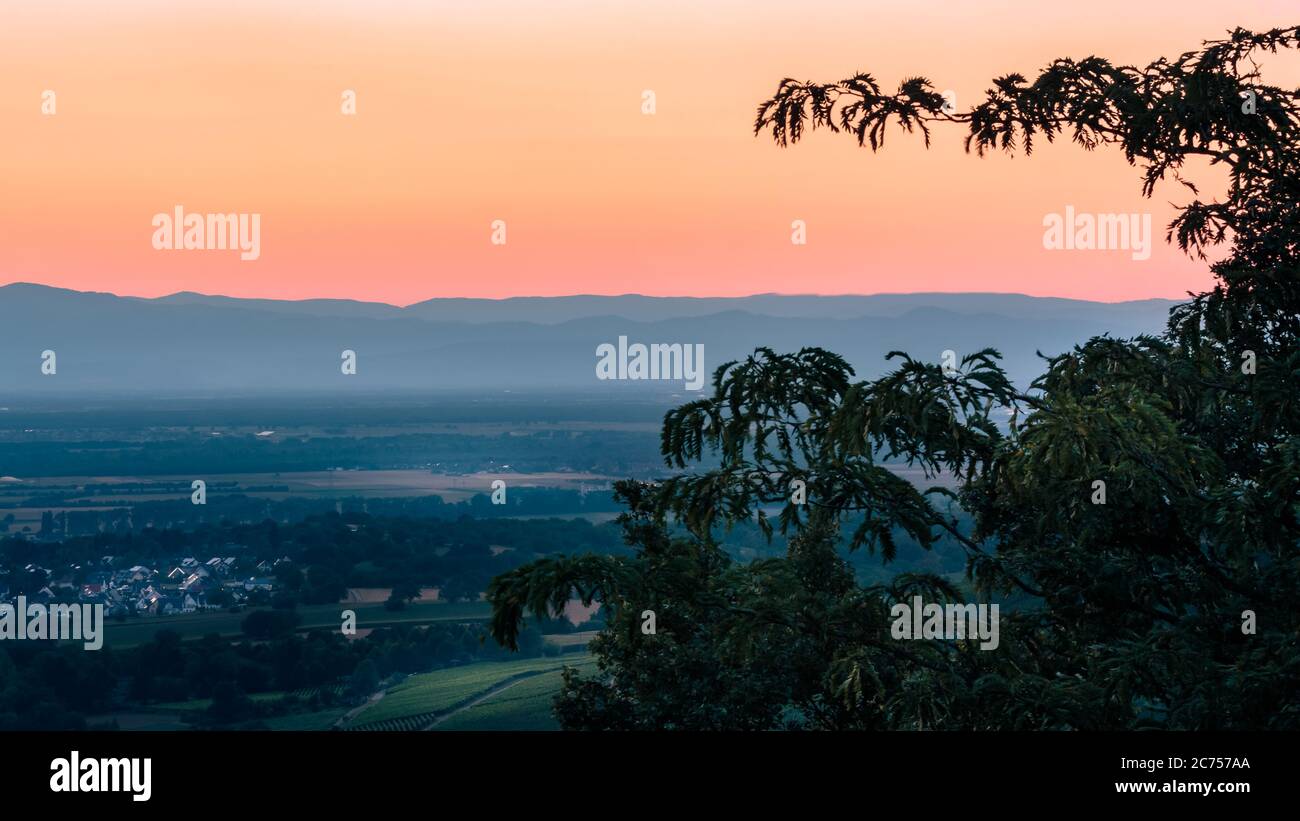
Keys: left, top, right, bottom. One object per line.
{"left": 543, "top": 630, "right": 597, "bottom": 648}
{"left": 101, "top": 600, "right": 492, "bottom": 648}
{"left": 434, "top": 657, "right": 598, "bottom": 731}
{"left": 153, "top": 691, "right": 296, "bottom": 713}
{"left": 152, "top": 684, "right": 345, "bottom": 714}
{"left": 346, "top": 654, "right": 593, "bottom": 731}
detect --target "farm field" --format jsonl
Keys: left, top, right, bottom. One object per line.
{"left": 345, "top": 654, "right": 593, "bottom": 730}
{"left": 435, "top": 656, "right": 598, "bottom": 731}
{"left": 152, "top": 685, "right": 346, "bottom": 714}
{"left": 101, "top": 599, "right": 492, "bottom": 648}
{"left": 543, "top": 630, "right": 597, "bottom": 648}
{"left": 342, "top": 587, "right": 441, "bottom": 603}
{"left": 3, "top": 469, "right": 615, "bottom": 506}
{"left": 1, "top": 465, "right": 935, "bottom": 518}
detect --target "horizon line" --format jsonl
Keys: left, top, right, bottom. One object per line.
{"left": 0, "top": 281, "right": 1190, "bottom": 309}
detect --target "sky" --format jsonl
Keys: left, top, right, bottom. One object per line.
{"left": 0, "top": 0, "right": 1295, "bottom": 304}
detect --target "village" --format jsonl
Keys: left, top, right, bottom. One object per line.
{"left": 0, "top": 550, "right": 282, "bottom": 619}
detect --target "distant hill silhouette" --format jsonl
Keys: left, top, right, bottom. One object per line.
{"left": 0, "top": 283, "right": 1177, "bottom": 394}
{"left": 156, "top": 288, "right": 1175, "bottom": 326}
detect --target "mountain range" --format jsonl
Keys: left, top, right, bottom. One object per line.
{"left": 0, "top": 283, "right": 1180, "bottom": 395}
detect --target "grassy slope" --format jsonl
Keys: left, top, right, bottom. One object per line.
{"left": 434, "top": 656, "right": 598, "bottom": 731}
{"left": 348, "top": 654, "right": 593, "bottom": 728}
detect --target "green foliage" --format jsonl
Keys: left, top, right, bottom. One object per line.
{"left": 349, "top": 658, "right": 381, "bottom": 698}
{"left": 488, "top": 26, "right": 1300, "bottom": 730}
{"left": 241, "top": 608, "right": 302, "bottom": 640}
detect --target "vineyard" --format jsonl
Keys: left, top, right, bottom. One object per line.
{"left": 342, "top": 654, "right": 593, "bottom": 731}
{"left": 434, "top": 658, "right": 598, "bottom": 731}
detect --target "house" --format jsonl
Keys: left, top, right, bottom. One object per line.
{"left": 244, "top": 577, "right": 275, "bottom": 592}
{"left": 127, "top": 566, "right": 153, "bottom": 582}
{"left": 204, "top": 557, "right": 235, "bottom": 575}
{"left": 135, "top": 587, "right": 160, "bottom": 613}
{"left": 135, "top": 585, "right": 181, "bottom": 614}
{"left": 179, "top": 573, "right": 218, "bottom": 595}
{"left": 49, "top": 580, "right": 78, "bottom": 599}
{"left": 166, "top": 567, "right": 186, "bottom": 581}
{"left": 103, "top": 590, "right": 130, "bottom": 617}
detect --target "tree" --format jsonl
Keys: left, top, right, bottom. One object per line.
{"left": 207, "top": 681, "right": 255, "bottom": 724}
{"left": 439, "top": 576, "right": 478, "bottom": 604}
{"left": 385, "top": 581, "right": 422, "bottom": 611}
{"left": 241, "top": 608, "right": 301, "bottom": 640}
{"left": 274, "top": 561, "right": 304, "bottom": 591}
{"left": 488, "top": 27, "right": 1300, "bottom": 729}
{"left": 348, "top": 658, "right": 380, "bottom": 698}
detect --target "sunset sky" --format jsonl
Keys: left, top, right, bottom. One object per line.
{"left": 1, "top": 0, "right": 1295, "bottom": 304}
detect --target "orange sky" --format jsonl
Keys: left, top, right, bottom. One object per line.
{"left": 1, "top": 0, "right": 1295, "bottom": 304}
